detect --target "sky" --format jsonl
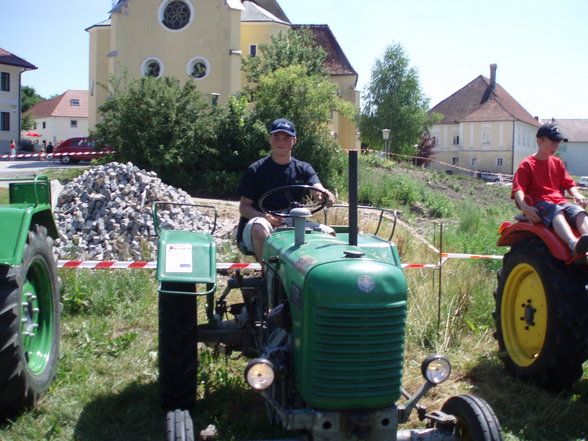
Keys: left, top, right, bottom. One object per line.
{"left": 2, "top": 0, "right": 587, "bottom": 119}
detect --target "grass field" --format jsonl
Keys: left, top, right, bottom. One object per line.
{"left": 1, "top": 160, "right": 587, "bottom": 441}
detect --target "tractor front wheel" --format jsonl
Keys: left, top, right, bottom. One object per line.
{"left": 166, "top": 409, "right": 195, "bottom": 441}
{"left": 0, "top": 225, "right": 60, "bottom": 416}
{"left": 159, "top": 292, "right": 197, "bottom": 410}
{"left": 494, "top": 237, "right": 588, "bottom": 391}
{"left": 440, "top": 395, "right": 503, "bottom": 441}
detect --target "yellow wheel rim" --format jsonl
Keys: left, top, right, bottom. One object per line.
{"left": 501, "top": 263, "right": 547, "bottom": 367}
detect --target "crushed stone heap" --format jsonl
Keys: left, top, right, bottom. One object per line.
{"left": 54, "top": 162, "right": 235, "bottom": 261}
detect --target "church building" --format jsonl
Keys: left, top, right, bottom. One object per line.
{"left": 87, "top": 0, "right": 359, "bottom": 149}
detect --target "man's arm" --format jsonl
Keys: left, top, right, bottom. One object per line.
{"left": 239, "top": 196, "right": 282, "bottom": 227}
{"left": 513, "top": 190, "right": 542, "bottom": 223}
{"left": 311, "top": 183, "right": 336, "bottom": 207}
{"left": 568, "top": 186, "right": 588, "bottom": 209}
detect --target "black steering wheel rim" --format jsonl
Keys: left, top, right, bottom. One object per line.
{"left": 258, "top": 185, "right": 329, "bottom": 218}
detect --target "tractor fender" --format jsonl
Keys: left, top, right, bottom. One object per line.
{"left": 0, "top": 205, "right": 58, "bottom": 267}
{"left": 497, "top": 220, "right": 571, "bottom": 261}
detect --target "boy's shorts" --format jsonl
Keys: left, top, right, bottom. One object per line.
{"left": 534, "top": 201, "right": 585, "bottom": 227}
{"left": 241, "top": 217, "right": 335, "bottom": 254}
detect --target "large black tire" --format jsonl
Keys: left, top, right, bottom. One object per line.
{"left": 159, "top": 292, "right": 197, "bottom": 410}
{"left": 59, "top": 156, "right": 71, "bottom": 164}
{"left": 440, "top": 395, "right": 503, "bottom": 441}
{"left": 0, "top": 225, "right": 60, "bottom": 416}
{"left": 494, "top": 237, "right": 588, "bottom": 391}
{"left": 166, "top": 409, "right": 194, "bottom": 441}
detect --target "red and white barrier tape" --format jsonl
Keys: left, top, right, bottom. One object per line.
{"left": 57, "top": 254, "right": 497, "bottom": 271}
{"left": 0, "top": 151, "right": 113, "bottom": 160}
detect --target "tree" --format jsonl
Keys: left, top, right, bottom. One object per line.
{"left": 242, "top": 28, "right": 328, "bottom": 86}
{"left": 93, "top": 76, "right": 218, "bottom": 190}
{"left": 21, "top": 86, "right": 43, "bottom": 113}
{"left": 360, "top": 43, "right": 435, "bottom": 158}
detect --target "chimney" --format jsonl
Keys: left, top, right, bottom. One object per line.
{"left": 490, "top": 64, "right": 497, "bottom": 88}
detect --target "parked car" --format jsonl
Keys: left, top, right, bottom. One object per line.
{"left": 476, "top": 170, "right": 501, "bottom": 182}
{"left": 52, "top": 137, "right": 109, "bottom": 164}
{"left": 577, "top": 176, "right": 588, "bottom": 187}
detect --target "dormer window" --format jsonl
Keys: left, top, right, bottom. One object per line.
{"left": 70, "top": 99, "right": 80, "bottom": 106}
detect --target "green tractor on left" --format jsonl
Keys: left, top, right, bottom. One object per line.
{"left": 0, "top": 176, "right": 60, "bottom": 416}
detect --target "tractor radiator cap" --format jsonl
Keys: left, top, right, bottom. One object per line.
{"left": 344, "top": 250, "right": 364, "bottom": 258}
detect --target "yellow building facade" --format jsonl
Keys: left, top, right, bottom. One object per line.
{"left": 87, "top": 0, "right": 359, "bottom": 150}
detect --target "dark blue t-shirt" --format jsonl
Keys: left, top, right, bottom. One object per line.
{"left": 236, "top": 155, "right": 320, "bottom": 240}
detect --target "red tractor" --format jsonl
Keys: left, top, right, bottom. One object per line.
{"left": 494, "top": 215, "right": 588, "bottom": 391}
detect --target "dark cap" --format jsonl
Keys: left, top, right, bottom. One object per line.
{"left": 536, "top": 123, "right": 568, "bottom": 142}
{"left": 270, "top": 119, "right": 296, "bottom": 137}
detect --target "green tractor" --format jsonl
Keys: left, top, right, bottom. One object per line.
{"left": 155, "top": 152, "right": 503, "bottom": 441}
{"left": 495, "top": 213, "right": 588, "bottom": 392}
{"left": 0, "top": 176, "right": 61, "bottom": 416}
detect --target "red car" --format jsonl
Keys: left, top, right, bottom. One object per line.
{"left": 52, "top": 137, "right": 110, "bottom": 164}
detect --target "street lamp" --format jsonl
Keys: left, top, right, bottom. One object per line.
{"left": 381, "top": 129, "right": 391, "bottom": 157}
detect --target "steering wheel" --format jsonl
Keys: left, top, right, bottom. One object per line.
{"left": 258, "top": 185, "right": 329, "bottom": 218}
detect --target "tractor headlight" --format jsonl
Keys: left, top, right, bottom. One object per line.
{"left": 245, "top": 358, "right": 275, "bottom": 390}
{"left": 421, "top": 354, "right": 451, "bottom": 385}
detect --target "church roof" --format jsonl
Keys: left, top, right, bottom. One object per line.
{"left": 25, "top": 90, "right": 89, "bottom": 119}
{"left": 0, "top": 48, "right": 37, "bottom": 70}
{"left": 243, "top": 0, "right": 289, "bottom": 23}
{"left": 430, "top": 69, "right": 538, "bottom": 127}
{"left": 242, "top": 1, "right": 289, "bottom": 24}
{"left": 292, "top": 25, "right": 357, "bottom": 79}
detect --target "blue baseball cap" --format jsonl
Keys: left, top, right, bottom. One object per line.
{"left": 537, "top": 123, "right": 568, "bottom": 142}
{"left": 270, "top": 119, "right": 296, "bottom": 137}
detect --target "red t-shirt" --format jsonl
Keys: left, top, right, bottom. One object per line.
{"left": 511, "top": 155, "right": 575, "bottom": 206}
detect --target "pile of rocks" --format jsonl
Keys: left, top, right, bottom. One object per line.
{"left": 54, "top": 162, "right": 236, "bottom": 261}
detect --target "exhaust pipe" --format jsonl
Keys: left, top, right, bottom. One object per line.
{"left": 349, "top": 150, "right": 358, "bottom": 246}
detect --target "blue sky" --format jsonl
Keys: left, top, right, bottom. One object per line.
{"left": 2, "top": 0, "right": 587, "bottom": 119}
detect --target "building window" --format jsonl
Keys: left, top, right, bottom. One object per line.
{"left": 452, "top": 136, "right": 460, "bottom": 145}
{"left": 142, "top": 58, "right": 164, "bottom": 77}
{"left": 496, "top": 158, "right": 503, "bottom": 167}
{"left": 70, "top": 99, "right": 80, "bottom": 106}
{"left": 0, "top": 72, "right": 9, "bottom": 92}
{"left": 471, "top": 157, "right": 477, "bottom": 167}
{"left": 482, "top": 132, "right": 490, "bottom": 144}
{"left": 1, "top": 112, "right": 9, "bottom": 131}
{"left": 71, "top": 120, "right": 77, "bottom": 128}
{"left": 187, "top": 57, "right": 210, "bottom": 79}
{"left": 42, "top": 121, "right": 46, "bottom": 129}
{"left": 452, "top": 157, "right": 459, "bottom": 165}
{"left": 249, "top": 45, "right": 257, "bottom": 57}
{"left": 160, "top": 0, "right": 193, "bottom": 31}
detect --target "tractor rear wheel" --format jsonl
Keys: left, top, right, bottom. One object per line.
{"left": 166, "top": 409, "right": 195, "bottom": 441}
{"left": 159, "top": 292, "right": 197, "bottom": 410}
{"left": 440, "top": 395, "right": 503, "bottom": 441}
{"left": 0, "top": 225, "right": 60, "bottom": 416}
{"left": 494, "top": 237, "right": 588, "bottom": 391}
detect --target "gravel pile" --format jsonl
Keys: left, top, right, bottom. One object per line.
{"left": 54, "top": 162, "right": 235, "bottom": 261}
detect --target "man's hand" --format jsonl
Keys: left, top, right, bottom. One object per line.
{"left": 264, "top": 212, "right": 283, "bottom": 227}
{"left": 570, "top": 189, "right": 587, "bottom": 209}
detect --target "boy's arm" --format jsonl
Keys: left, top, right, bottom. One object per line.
{"left": 513, "top": 190, "right": 542, "bottom": 223}
{"left": 568, "top": 186, "right": 587, "bottom": 209}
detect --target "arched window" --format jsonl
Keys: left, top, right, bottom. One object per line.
{"left": 141, "top": 58, "right": 164, "bottom": 78}
{"left": 159, "top": 0, "right": 194, "bottom": 31}
{"left": 187, "top": 57, "right": 210, "bottom": 80}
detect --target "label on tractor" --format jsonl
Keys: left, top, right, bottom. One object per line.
{"left": 165, "top": 244, "right": 193, "bottom": 273}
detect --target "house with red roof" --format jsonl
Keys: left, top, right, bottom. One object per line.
{"left": 24, "top": 90, "right": 89, "bottom": 146}
{"left": 0, "top": 48, "right": 37, "bottom": 153}
{"left": 429, "top": 64, "right": 540, "bottom": 176}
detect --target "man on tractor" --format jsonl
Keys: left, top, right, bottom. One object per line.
{"left": 236, "top": 118, "right": 336, "bottom": 262}
{"left": 512, "top": 123, "right": 588, "bottom": 261}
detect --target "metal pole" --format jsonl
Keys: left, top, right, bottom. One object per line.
{"left": 437, "top": 223, "right": 443, "bottom": 331}
{"left": 349, "top": 150, "right": 358, "bottom": 246}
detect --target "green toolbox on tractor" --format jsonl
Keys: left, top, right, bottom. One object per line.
{"left": 0, "top": 176, "right": 60, "bottom": 416}
{"left": 154, "top": 152, "right": 503, "bottom": 441}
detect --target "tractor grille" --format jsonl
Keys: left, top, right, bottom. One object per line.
{"left": 310, "top": 301, "right": 406, "bottom": 403}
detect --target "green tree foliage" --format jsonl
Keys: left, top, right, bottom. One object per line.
{"left": 93, "top": 76, "right": 218, "bottom": 190}
{"left": 360, "top": 43, "right": 436, "bottom": 158}
{"left": 241, "top": 28, "right": 328, "bottom": 86}
{"left": 21, "top": 85, "right": 43, "bottom": 112}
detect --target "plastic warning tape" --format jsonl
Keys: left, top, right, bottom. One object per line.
{"left": 57, "top": 260, "right": 263, "bottom": 271}
{"left": 0, "top": 151, "right": 113, "bottom": 160}
{"left": 441, "top": 252, "right": 503, "bottom": 260}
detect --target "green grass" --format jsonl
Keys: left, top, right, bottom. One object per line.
{"left": 2, "top": 161, "right": 588, "bottom": 440}
{"left": 0, "top": 187, "right": 7, "bottom": 204}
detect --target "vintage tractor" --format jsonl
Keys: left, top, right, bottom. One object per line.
{"left": 495, "top": 212, "right": 588, "bottom": 392}
{"left": 154, "top": 152, "right": 503, "bottom": 441}
{"left": 0, "top": 176, "right": 61, "bottom": 416}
